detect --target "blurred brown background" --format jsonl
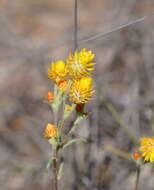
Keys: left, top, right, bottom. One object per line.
{"left": 0, "top": 0, "right": 154, "bottom": 189}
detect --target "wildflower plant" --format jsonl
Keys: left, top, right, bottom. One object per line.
{"left": 131, "top": 137, "right": 154, "bottom": 190}
{"left": 44, "top": 48, "right": 95, "bottom": 188}
{"left": 132, "top": 137, "right": 154, "bottom": 164}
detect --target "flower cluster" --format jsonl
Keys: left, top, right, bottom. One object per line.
{"left": 47, "top": 48, "right": 95, "bottom": 105}
{"left": 44, "top": 48, "right": 95, "bottom": 140}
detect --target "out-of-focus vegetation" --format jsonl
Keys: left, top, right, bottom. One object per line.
{"left": 0, "top": 0, "right": 154, "bottom": 189}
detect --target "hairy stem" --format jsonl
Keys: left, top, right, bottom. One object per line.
{"left": 52, "top": 148, "right": 58, "bottom": 190}
{"left": 135, "top": 166, "right": 140, "bottom": 190}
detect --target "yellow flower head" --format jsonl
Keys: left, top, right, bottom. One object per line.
{"left": 66, "top": 48, "right": 95, "bottom": 79}
{"left": 139, "top": 137, "right": 154, "bottom": 162}
{"left": 69, "top": 77, "right": 94, "bottom": 104}
{"left": 44, "top": 123, "right": 58, "bottom": 139}
{"left": 48, "top": 60, "right": 68, "bottom": 83}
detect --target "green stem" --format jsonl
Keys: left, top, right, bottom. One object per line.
{"left": 53, "top": 84, "right": 58, "bottom": 125}
{"left": 68, "top": 117, "right": 79, "bottom": 135}
{"left": 104, "top": 145, "right": 131, "bottom": 160}
{"left": 59, "top": 80, "right": 73, "bottom": 129}
{"left": 135, "top": 166, "right": 140, "bottom": 190}
{"left": 52, "top": 84, "right": 59, "bottom": 190}
{"left": 52, "top": 148, "right": 58, "bottom": 190}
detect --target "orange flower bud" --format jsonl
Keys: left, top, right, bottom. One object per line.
{"left": 44, "top": 124, "right": 58, "bottom": 139}
{"left": 58, "top": 80, "right": 68, "bottom": 91}
{"left": 133, "top": 152, "right": 141, "bottom": 160}
{"left": 76, "top": 104, "right": 84, "bottom": 113}
{"left": 47, "top": 91, "right": 54, "bottom": 101}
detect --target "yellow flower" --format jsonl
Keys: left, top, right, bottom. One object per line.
{"left": 66, "top": 48, "right": 95, "bottom": 79}
{"left": 69, "top": 77, "right": 94, "bottom": 104}
{"left": 139, "top": 137, "right": 154, "bottom": 162}
{"left": 44, "top": 123, "right": 58, "bottom": 139}
{"left": 48, "top": 60, "right": 68, "bottom": 83}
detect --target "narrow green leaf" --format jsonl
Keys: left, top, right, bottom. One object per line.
{"left": 46, "top": 157, "right": 57, "bottom": 170}
{"left": 68, "top": 114, "right": 87, "bottom": 134}
{"left": 48, "top": 138, "right": 58, "bottom": 146}
{"left": 63, "top": 138, "right": 86, "bottom": 149}
{"left": 57, "top": 161, "right": 64, "bottom": 180}
{"left": 43, "top": 100, "right": 52, "bottom": 105}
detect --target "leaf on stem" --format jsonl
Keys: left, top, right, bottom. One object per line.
{"left": 58, "top": 160, "right": 64, "bottom": 180}
{"left": 43, "top": 100, "right": 52, "bottom": 106}
{"left": 63, "top": 138, "right": 86, "bottom": 149}
{"left": 69, "top": 113, "right": 88, "bottom": 133}
{"left": 46, "top": 157, "right": 57, "bottom": 170}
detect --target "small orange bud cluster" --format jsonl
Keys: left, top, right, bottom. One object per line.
{"left": 44, "top": 123, "right": 58, "bottom": 139}
{"left": 58, "top": 80, "right": 68, "bottom": 91}
{"left": 133, "top": 152, "right": 141, "bottom": 160}
{"left": 47, "top": 91, "right": 54, "bottom": 101}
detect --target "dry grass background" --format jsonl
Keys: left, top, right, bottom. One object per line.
{"left": 0, "top": 0, "right": 154, "bottom": 189}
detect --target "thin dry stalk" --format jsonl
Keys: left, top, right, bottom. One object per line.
{"left": 52, "top": 1, "right": 79, "bottom": 190}
{"left": 74, "top": 0, "right": 78, "bottom": 51}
